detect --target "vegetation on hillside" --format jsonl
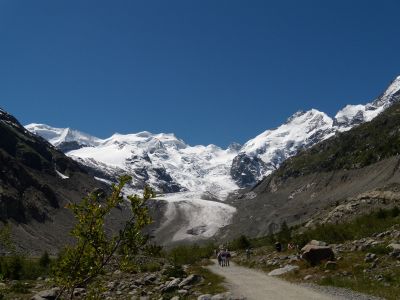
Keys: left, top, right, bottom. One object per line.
{"left": 277, "top": 102, "right": 400, "bottom": 179}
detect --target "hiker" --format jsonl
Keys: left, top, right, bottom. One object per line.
{"left": 246, "top": 248, "right": 251, "bottom": 259}
{"left": 217, "top": 250, "right": 222, "bottom": 266}
{"left": 220, "top": 250, "right": 227, "bottom": 267}
{"left": 275, "top": 241, "right": 282, "bottom": 252}
{"left": 225, "top": 249, "right": 231, "bottom": 266}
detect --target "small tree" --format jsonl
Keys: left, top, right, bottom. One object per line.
{"left": 0, "top": 223, "right": 15, "bottom": 254}
{"left": 39, "top": 251, "right": 51, "bottom": 268}
{"left": 53, "top": 175, "right": 154, "bottom": 299}
{"left": 276, "top": 221, "right": 291, "bottom": 244}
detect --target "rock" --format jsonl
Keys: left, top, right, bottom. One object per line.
{"left": 301, "top": 245, "right": 335, "bottom": 265}
{"left": 211, "top": 293, "right": 233, "bottom": 300}
{"left": 171, "top": 297, "right": 180, "bottom": 300}
{"left": 364, "top": 253, "right": 377, "bottom": 263}
{"left": 325, "top": 261, "right": 337, "bottom": 270}
{"left": 31, "top": 287, "right": 60, "bottom": 300}
{"left": 303, "top": 275, "right": 313, "bottom": 280}
{"left": 309, "top": 240, "right": 327, "bottom": 246}
{"left": 388, "top": 243, "right": 400, "bottom": 252}
{"left": 178, "top": 289, "right": 188, "bottom": 295}
{"left": 107, "top": 281, "right": 117, "bottom": 290}
{"left": 178, "top": 274, "right": 201, "bottom": 288}
{"left": 0, "top": 283, "right": 6, "bottom": 289}
{"left": 73, "top": 288, "right": 86, "bottom": 297}
{"left": 144, "top": 274, "right": 158, "bottom": 284}
{"left": 162, "top": 278, "right": 181, "bottom": 292}
{"left": 198, "top": 295, "right": 212, "bottom": 300}
{"left": 268, "top": 264, "right": 299, "bottom": 276}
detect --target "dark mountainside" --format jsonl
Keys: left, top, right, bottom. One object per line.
{"left": 0, "top": 109, "right": 135, "bottom": 254}
{"left": 222, "top": 97, "right": 400, "bottom": 240}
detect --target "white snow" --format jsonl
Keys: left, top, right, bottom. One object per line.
{"left": 25, "top": 123, "right": 101, "bottom": 147}
{"left": 55, "top": 169, "right": 69, "bottom": 179}
{"left": 240, "top": 109, "right": 335, "bottom": 179}
{"left": 64, "top": 132, "right": 239, "bottom": 199}
{"left": 334, "top": 76, "right": 400, "bottom": 131}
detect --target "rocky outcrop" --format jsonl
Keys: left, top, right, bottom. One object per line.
{"left": 301, "top": 244, "right": 335, "bottom": 266}
{"left": 230, "top": 153, "right": 268, "bottom": 188}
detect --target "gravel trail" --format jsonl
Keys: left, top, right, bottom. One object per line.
{"left": 207, "top": 260, "right": 354, "bottom": 300}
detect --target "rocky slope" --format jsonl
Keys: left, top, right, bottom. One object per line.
{"left": 222, "top": 99, "right": 400, "bottom": 240}
{"left": 0, "top": 109, "right": 133, "bottom": 254}
{"left": 232, "top": 75, "right": 400, "bottom": 187}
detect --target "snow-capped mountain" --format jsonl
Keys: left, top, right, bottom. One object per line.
{"left": 231, "top": 109, "right": 335, "bottom": 186}
{"left": 230, "top": 75, "right": 400, "bottom": 186}
{"left": 334, "top": 75, "right": 400, "bottom": 130}
{"left": 26, "top": 75, "right": 400, "bottom": 194}
{"left": 26, "top": 126, "right": 240, "bottom": 198}
{"left": 25, "top": 123, "right": 102, "bottom": 152}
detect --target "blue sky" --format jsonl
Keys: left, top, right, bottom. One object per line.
{"left": 1, "top": 0, "right": 399, "bottom": 147}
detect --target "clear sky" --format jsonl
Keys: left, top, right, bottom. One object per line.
{"left": 1, "top": 0, "right": 399, "bottom": 147}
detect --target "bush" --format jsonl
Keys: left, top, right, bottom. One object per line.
{"left": 0, "top": 255, "right": 51, "bottom": 280}
{"left": 229, "top": 235, "right": 251, "bottom": 250}
{"left": 368, "top": 244, "right": 391, "bottom": 255}
{"left": 39, "top": 251, "right": 50, "bottom": 268}
{"left": 163, "top": 265, "right": 186, "bottom": 278}
{"left": 391, "top": 206, "right": 400, "bottom": 217}
{"left": 168, "top": 243, "right": 215, "bottom": 266}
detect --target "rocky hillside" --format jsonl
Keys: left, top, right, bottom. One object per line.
{"left": 222, "top": 100, "right": 400, "bottom": 240}
{"left": 0, "top": 108, "right": 132, "bottom": 254}
{"left": 232, "top": 75, "right": 400, "bottom": 187}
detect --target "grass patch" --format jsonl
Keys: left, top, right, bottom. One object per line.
{"left": 187, "top": 265, "right": 226, "bottom": 295}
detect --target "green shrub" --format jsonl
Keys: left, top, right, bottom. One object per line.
{"left": 140, "top": 262, "right": 161, "bottom": 272}
{"left": 8, "top": 281, "right": 31, "bottom": 294}
{"left": 168, "top": 243, "right": 215, "bottom": 266}
{"left": 229, "top": 235, "right": 251, "bottom": 250}
{"left": 368, "top": 244, "right": 391, "bottom": 255}
{"left": 39, "top": 251, "right": 50, "bottom": 268}
{"left": 391, "top": 206, "right": 400, "bottom": 217}
{"left": 163, "top": 265, "right": 186, "bottom": 278}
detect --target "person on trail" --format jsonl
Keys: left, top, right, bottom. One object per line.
{"left": 220, "top": 250, "right": 227, "bottom": 267}
{"left": 225, "top": 249, "right": 231, "bottom": 266}
{"left": 217, "top": 250, "right": 222, "bottom": 266}
{"left": 275, "top": 242, "right": 282, "bottom": 252}
{"left": 246, "top": 248, "right": 251, "bottom": 259}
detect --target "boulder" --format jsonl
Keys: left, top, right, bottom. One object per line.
{"left": 268, "top": 264, "right": 299, "bottom": 276}
{"left": 364, "top": 253, "right": 377, "bottom": 263}
{"left": 31, "top": 287, "right": 60, "bottom": 300}
{"left": 301, "top": 244, "right": 334, "bottom": 265}
{"left": 388, "top": 243, "right": 400, "bottom": 252}
{"left": 162, "top": 278, "right": 181, "bottom": 292}
{"left": 178, "top": 274, "right": 201, "bottom": 288}
{"left": 198, "top": 295, "right": 212, "bottom": 300}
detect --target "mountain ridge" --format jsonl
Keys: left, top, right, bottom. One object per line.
{"left": 26, "top": 75, "right": 400, "bottom": 194}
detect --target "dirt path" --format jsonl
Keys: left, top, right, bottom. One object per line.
{"left": 207, "top": 260, "right": 338, "bottom": 300}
